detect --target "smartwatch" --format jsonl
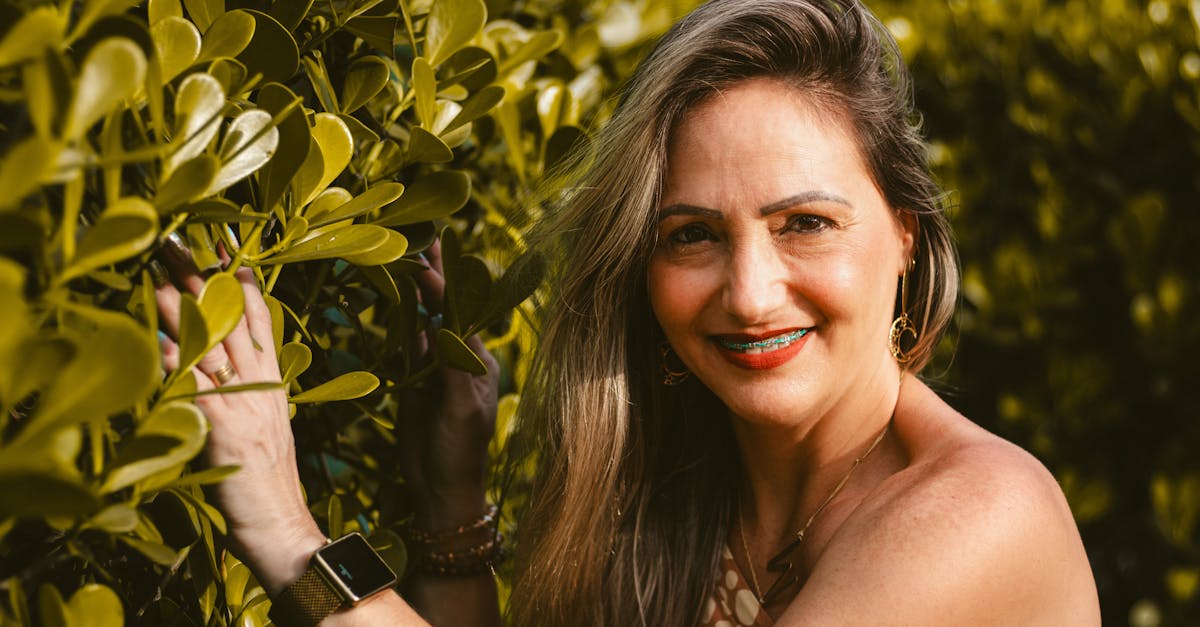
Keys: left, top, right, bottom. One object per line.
{"left": 268, "top": 532, "right": 398, "bottom": 627}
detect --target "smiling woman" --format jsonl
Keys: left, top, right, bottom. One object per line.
{"left": 507, "top": 0, "right": 1102, "bottom": 625}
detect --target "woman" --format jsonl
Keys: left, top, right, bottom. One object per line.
{"left": 159, "top": 0, "right": 1100, "bottom": 624}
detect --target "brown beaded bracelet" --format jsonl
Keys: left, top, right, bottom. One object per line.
{"left": 404, "top": 503, "right": 499, "bottom": 546}
{"left": 415, "top": 533, "right": 506, "bottom": 577}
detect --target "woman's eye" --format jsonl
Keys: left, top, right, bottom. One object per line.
{"left": 669, "top": 224, "right": 715, "bottom": 244}
{"left": 787, "top": 214, "right": 829, "bottom": 233}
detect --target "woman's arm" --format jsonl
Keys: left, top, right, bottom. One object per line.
{"left": 154, "top": 238, "right": 500, "bottom": 626}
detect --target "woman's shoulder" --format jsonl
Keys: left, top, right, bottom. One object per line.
{"left": 786, "top": 378, "right": 1101, "bottom": 625}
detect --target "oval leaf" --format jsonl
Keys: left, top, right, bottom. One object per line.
{"left": 196, "top": 9, "right": 255, "bottom": 63}
{"left": 341, "top": 229, "right": 408, "bottom": 266}
{"left": 308, "top": 183, "right": 404, "bottom": 229}
{"left": 66, "top": 584, "right": 124, "bottom": 627}
{"left": 66, "top": 38, "right": 147, "bottom": 139}
{"left": 374, "top": 170, "right": 470, "bottom": 227}
{"left": 255, "top": 82, "right": 310, "bottom": 213}
{"left": 436, "top": 328, "right": 487, "bottom": 375}
{"left": 425, "top": 0, "right": 486, "bottom": 66}
{"left": 155, "top": 154, "right": 218, "bottom": 214}
{"left": 206, "top": 109, "right": 279, "bottom": 196}
{"left": 341, "top": 56, "right": 390, "bottom": 113}
{"left": 198, "top": 273, "right": 245, "bottom": 347}
{"left": 164, "top": 73, "right": 225, "bottom": 178}
{"left": 294, "top": 113, "right": 352, "bottom": 207}
{"left": 290, "top": 371, "right": 379, "bottom": 403}
{"left": 0, "top": 471, "right": 98, "bottom": 517}
{"left": 0, "top": 7, "right": 64, "bottom": 68}
{"left": 102, "top": 402, "right": 208, "bottom": 493}
{"left": 279, "top": 341, "right": 312, "bottom": 384}
{"left": 60, "top": 198, "right": 158, "bottom": 283}
{"left": 236, "top": 10, "right": 299, "bottom": 85}
{"left": 263, "top": 224, "right": 390, "bottom": 264}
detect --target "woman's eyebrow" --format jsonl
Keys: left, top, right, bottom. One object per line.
{"left": 759, "top": 191, "right": 851, "bottom": 215}
{"left": 658, "top": 191, "right": 851, "bottom": 221}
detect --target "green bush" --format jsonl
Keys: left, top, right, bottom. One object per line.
{"left": 874, "top": 0, "right": 1200, "bottom": 623}
{"left": 2, "top": 0, "right": 1197, "bottom": 625}
{"left": 0, "top": 0, "right": 695, "bottom": 624}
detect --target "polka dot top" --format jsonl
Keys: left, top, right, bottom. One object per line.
{"left": 700, "top": 546, "right": 775, "bottom": 626}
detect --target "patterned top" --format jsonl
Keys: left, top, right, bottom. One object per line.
{"left": 699, "top": 547, "right": 775, "bottom": 626}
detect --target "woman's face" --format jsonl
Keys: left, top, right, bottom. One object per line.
{"left": 648, "top": 79, "right": 914, "bottom": 425}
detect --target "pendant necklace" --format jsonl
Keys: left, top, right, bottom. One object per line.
{"left": 737, "top": 420, "right": 891, "bottom": 606}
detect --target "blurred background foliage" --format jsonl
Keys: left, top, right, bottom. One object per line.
{"left": 0, "top": 0, "right": 1195, "bottom": 625}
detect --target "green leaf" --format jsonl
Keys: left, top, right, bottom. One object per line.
{"left": 279, "top": 341, "right": 312, "bottom": 384}
{"left": 83, "top": 504, "right": 139, "bottom": 532}
{"left": 37, "top": 584, "right": 68, "bottom": 627}
{"left": 268, "top": 0, "right": 314, "bottom": 31}
{"left": 255, "top": 82, "right": 309, "bottom": 213}
{"left": 208, "top": 57, "right": 248, "bottom": 93}
{"left": 0, "top": 471, "right": 98, "bottom": 517}
{"left": 292, "top": 113, "right": 353, "bottom": 207}
{"left": 341, "top": 56, "right": 390, "bottom": 113}
{"left": 237, "top": 10, "right": 298, "bottom": 85}
{"left": 0, "top": 7, "right": 64, "bottom": 68}
{"left": 262, "top": 224, "right": 390, "bottom": 264}
{"left": 342, "top": 229, "right": 408, "bottom": 266}
{"left": 344, "top": 15, "right": 397, "bottom": 51}
{"left": 149, "top": 0, "right": 183, "bottom": 24}
{"left": 306, "top": 188, "right": 353, "bottom": 219}
{"left": 23, "top": 48, "right": 71, "bottom": 139}
{"left": 176, "top": 293, "right": 210, "bottom": 375}
{"left": 198, "top": 272, "right": 245, "bottom": 347}
{"left": 308, "top": 183, "right": 405, "bottom": 229}
{"left": 412, "top": 57, "right": 437, "bottom": 128}
{"left": 59, "top": 197, "right": 158, "bottom": 284}
{"left": 183, "top": 0, "right": 223, "bottom": 32}
{"left": 496, "top": 29, "right": 562, "bottom": 76}
{"left": 118, "top": 534, "right": 179, "bottom": 565}
{"left": 66, "top": 584, "right": 124, "bottom": 627}
{"left": 447, "top": 254, "right": 492, "bottom": 334}
{"left": 196, "top": 9, "right": 254, "bottom": 63}
{"left": 65, "top": 37, "right": 147, "bottom": 139}
{"left": 290, "top": 371, "right": 379, "bottom": 403}
{"left": 0, "top": 136, "right": 59, "bottom": 211}
{"left": 3, "top": 337, "right": 75, "bottom": 407}
{"left": 338, "top": 112, "right": 380, "bottom": 144}
{"left": 164, "top": 73, "right": 225, "bottom": 179}
{"left": 327, "top": 494, "right": 343, "bottom": 539}
{"left": 206, "top": 109, "right": 279, "bottom": 196}
{"left": 155, "top": 155, "right": 219, "bottom": 214}
{"left": 157, "top": 464, "right": 239, "bottom": 490}
{"left": 102, "top": 402, "right": 208, "bottom": 493}
{"left": 444, "top": 84, "right": 505, "bottom": 134}
{"left": 405, "top": 126, "right": 453, "bottom": 164}
{"left": 374, "top": 170, "right": 470, "bottom": 227}
{"left": 152, "top": 17, "right": 201, "bottom": 83}
{"left": 425, "top": 0, "right": 486, "bottom": 66}
{"left": 436, "top": 328, "right": 487, "bottom": 375}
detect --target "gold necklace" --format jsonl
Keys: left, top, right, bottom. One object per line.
{"left": 737, "top": 421, "right": 890, "bottom": 606}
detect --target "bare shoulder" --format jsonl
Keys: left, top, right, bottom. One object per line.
{"left": 783, "top": 379, "right": 1101, "bottom": 626}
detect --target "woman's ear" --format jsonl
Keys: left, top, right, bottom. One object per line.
{"left": 894, "top": 209, "right": 919, "bottom": 271}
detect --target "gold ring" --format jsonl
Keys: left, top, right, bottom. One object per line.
{"left": 211, "top": 362, "right": 237, "bottom": 385}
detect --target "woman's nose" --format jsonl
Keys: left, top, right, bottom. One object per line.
{"left": 721, "top": 242, "right": 789, "bottom": 324}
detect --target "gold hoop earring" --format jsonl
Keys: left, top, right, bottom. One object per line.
{"left": 659, "top": 341, "right": 690, "bottom": 386}
{"left": 889, "top": 259, "right": 919, "bottom": 365}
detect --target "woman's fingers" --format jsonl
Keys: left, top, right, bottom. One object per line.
{"left": 155, "top": 276, "right": 240, "bottom": 383}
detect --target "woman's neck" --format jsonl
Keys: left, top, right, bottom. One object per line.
{"left": 730, "top": 369, "right": 903, "bottom": 546}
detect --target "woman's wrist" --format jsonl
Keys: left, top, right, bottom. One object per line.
{"left": 237, "top": 521, "right": 329, "bottom": 597}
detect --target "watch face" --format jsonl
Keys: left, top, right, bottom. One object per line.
{"left": 315, "top": 533, "right": 397, "bottom": 602}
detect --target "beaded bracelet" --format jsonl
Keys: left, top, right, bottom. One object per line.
{"left": 415, "top": 533, "right": 506, "bottom": 577}
{"left": 404, "top": 503, "right": 499, "bottom": 546}
{"left": 404, "top": 503, "right": 506, "bottom": 576}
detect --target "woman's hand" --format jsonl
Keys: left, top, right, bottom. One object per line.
{"left": 155, "top": 240, "right": 325, "bottom": 595}
{"left": 398, "top": 239, "right": 500, "bottom": 530}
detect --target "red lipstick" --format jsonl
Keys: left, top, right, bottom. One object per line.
{"left": 712, "top": 328, "right": 810, "bottom": 370}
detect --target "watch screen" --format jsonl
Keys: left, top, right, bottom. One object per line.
{"left": 316, "top": 533, "right": 397, "bottom": 600}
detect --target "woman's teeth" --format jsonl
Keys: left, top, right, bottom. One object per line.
{"left": 719, "top": 329, "right": 809, "bottom": 353}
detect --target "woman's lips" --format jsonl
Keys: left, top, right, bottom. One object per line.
{"left": 712, "top": 328, "right": 811, "bottom": 370}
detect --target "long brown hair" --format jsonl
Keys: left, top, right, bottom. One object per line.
{"left": 507, "top": 1, "right": 957, "bottom": 624}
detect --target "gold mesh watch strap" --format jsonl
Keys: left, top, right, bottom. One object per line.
{"left": 269, "top": 567, "right": 344, "bottom": 627}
